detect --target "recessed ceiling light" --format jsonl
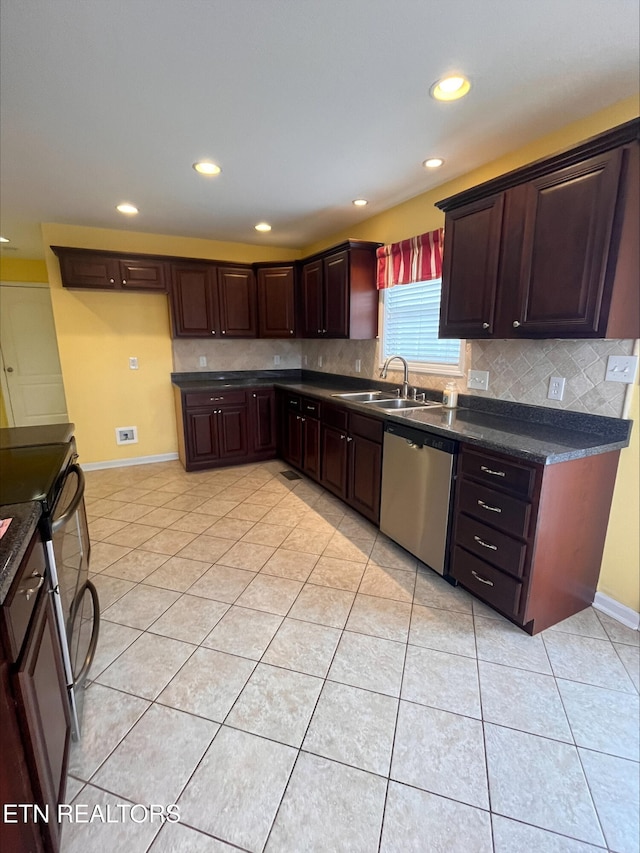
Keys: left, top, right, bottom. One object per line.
{"left": 116, "top": 203, "right": 139, "bottom": 215}
{"left": 430, "top": 75, "right": 471, "bottom": 101}
{"left": 0, "top": 236, "right": 9, "bottom": 243}
{"left": 423, "top": 158, "right": 444, "bottom": 169}
{"left": 193, "top": 161, "right": 221, "bottom": 176}
{"left": 255, "top": 222, "right": 272, "bottom": 232}
{"left": 352, "top": 199, "right": 368, "bottom": 207}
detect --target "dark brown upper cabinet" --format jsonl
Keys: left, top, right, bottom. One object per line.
{"left": 170, "top": 262, "right": 256, "bottom": 338}
{"left": 437, "top": 119, "right": 639, "bottom": 339}
{"left": 255, "top": 264, "right": 297, "bottom": 338}
{"left": 300, "top": 241, "right": 380, "bottom": 339}
{"left": 52, "top": 247, "right": 167, "bottom": 292}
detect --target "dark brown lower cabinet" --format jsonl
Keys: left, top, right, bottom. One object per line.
{"left": 0, "top": 528, "right": 71, "bottom": 853}
{"left": 450, "top": 444, "right": 620, "bottom": 634}
{"left": 320, "top": 406, "right": 383, "bottom": 524}
{"left": 175, "top": 386, "right": 279, "bottom": 471}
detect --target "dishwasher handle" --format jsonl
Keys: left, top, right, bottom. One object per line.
{"left": 385, "top": 422, "right": 458, "bottom": 455}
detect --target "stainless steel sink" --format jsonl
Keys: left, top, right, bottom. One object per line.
{"left": 364, "top": 398, "right": 442, "bottom": 411}
{"left": 331, "top": 390, "right": 395, "bottom": 402}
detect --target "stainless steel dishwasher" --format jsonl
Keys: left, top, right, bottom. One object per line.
{"left": 380, "top": 422, "right": 458, "bottom": 575}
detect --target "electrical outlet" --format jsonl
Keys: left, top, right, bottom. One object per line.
{"left": 129, "top": 356, "right": 138, "bottom": 370}
{"left": 198, "top": 356, "right": 207, "bottom": 367}
{"left": 605, "top": 355, "right": 638, "bottom": 384}
{"left": 115, "top": 426, "right": 138, "bottom": 445}
{"left": 547, "top": 376, "right": 566, "bottom": 401}
{"left": 273, "top": 355, "right": 281, "bottom": 365}
{"left": 318, "top": 355, "right": 323, "bottom": 367}
{"left": 467, "top": 370, "right": 489, "bottom": 391}
{"left": 355, "top": 359, "right": 361, "bottom": 373}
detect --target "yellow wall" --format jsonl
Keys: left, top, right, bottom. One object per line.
{"left": 599, "top": 382, "right": 640, "bottom": 612}
{"left": 303, "top": 96, "right": 640, "bottom": 254}
{"left": 41, "top": 224, "right": 300, "bottom": 464}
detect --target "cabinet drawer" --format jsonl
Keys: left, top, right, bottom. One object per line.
{"left": 349, "top": 412, "right": 383, "bottom": 443}
{"left": 457, "top": 479, "right": 531, "bottom": 538}
{"left": 461, "top": 448, "right": 536, "bottom": 498}
{"left": 184, "top": 389, "right": 246, "bottom": 408}
{"left": 451, "top": 546, "right": 522, "bottom": 617}
{"left": 322, "top": 404, "right": 348, "bottom": 431}
{"left": 301, "top": 397, "right": 321, "bottom": 419}
{"left": 285, "top": 395, "right": 301, "bottom": 412}
{"left": 1, "top": 532, "right": 47, "bottom": 662}
{"left": 456, "top": 514, "right": 527, "bottom": 578}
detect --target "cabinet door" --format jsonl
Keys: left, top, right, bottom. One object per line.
{"left": 257, "top": 267, "right": 296, "bottom": 338}
{"left": 511, "top": 149, "right": 624, "bottom": 336}
{"left": 170, "top": 264, "right": 219, "bottom": 337}
{"left": 302, "top": 417, "right": 320, "bottom": 480}
{"left": 440, "top": 194, "right": 504, "bottom": 338}
{"left": 348, "top": 434, "right": 382, "bottom": 524}
{"left": 118, "top": 258, "right": 167, "bottom": 292}
{"left": 285, "top": 411, "right": 303, "bottom": 467}
{"left": 58, "top": 251, "right": 120, "bottom": 289}
{"left": 320, "top": 424, "right": 348, "bottom": 499}
{"left": 217, "top": 267, "right": 257, "bottom": 337}
{"left": 249, "top": 389, "right": 277, "bottom": 454}
{"left": 323, "top": 250, "right": 349, "bottom": 338}
{"left": 301, "top": 260, "right": 324, "bottom": 337}
{"left": 217, "top": 406, "right": 249, "bottom": 460}
{"left": 14, "top": 583, "right": 71, "bottom": 853}
{"left": 185, "top": 409, "right": 220, "bottom": 463}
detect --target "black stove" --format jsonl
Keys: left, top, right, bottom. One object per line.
{"left": 0, "top": 422, "right": 75, "bottom": 449}
{"left": 0, "top": 443, "right": 75, "bottom": 515}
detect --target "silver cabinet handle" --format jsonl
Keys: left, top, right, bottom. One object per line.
{"left": 474, "top": 535, "right": 497, "bottom": 551}
{"left": 340, "top": 434, "right": 346, "bottom": 439}
{"left": 20, "top": 572, "right": 44, "bottom": 601}
{"left": 221, "top": 330, "right": 226, "bottom": 335}
{"left": 513, "top": 320, "right": 521, "bottom": 328}
{"left": 477, "top": 500, "right": 502, "bottom": 513}
{"left": 290, "top": 330, "right": 294, "bottom": 334}
{"left": 109, "top": 278, "right": 115, "bottom": 284}
{"left": 122, "top": 279, "right": 127, "bottom": 285}
{"left": 471, "top": 570, "right": 494, "bottom": 587}
{"left": 482, "top": 322, "right": 489, "bottom": 329}
{"left": 346, "top": 436, "right": 353, "bottom": 442}
{"left": 211, "top": 330, "right": 216, "bottom": 335}
{"left": 480, "top": 465, "right": 505, "bottom": 478}
{"left": 253, "top": 393, "right": 256, "bottom": 397}
{"left": 323, "top": 328, "right": 327, "bottom": 333}
{"left": 317, "top": 329, "right": 322, "bottom": 334}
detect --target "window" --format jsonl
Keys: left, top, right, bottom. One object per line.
{"left": 380, "top": 278, "right": 464, "bottom": 375}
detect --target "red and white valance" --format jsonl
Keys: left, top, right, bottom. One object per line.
{"left": 376, "top": 228, "right": 444, "bottom": 289}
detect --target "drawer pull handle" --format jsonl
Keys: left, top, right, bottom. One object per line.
{"left": 480, "top": 465, "right": 505, "bottom": 478}
{"left": 20, "top": 572, "right": 45, "bottom": 601}
{"left": 474, "top": 535, "right": 497, "bottom": 551}
{"left": 477, "top": 500, "right": 502, "bottom": 513}
{"left": 306, "top": 405, "right": 315, "bottom": 411}
{"left": 471, "top": 570, "right": 494, "bottom": 587}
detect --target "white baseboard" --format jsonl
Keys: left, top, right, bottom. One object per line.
{"left": 593, "top": 592, "right": 640, "bottom": 631}
{"left": 81, "top": 452, "right": 179, "bottom": 471}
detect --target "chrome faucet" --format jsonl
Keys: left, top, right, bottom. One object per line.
{"left": 380, "top": 354, "right": 410, "bottom": 398}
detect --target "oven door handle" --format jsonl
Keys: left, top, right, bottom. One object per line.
{"left": 51, "top": 464, "right": 85, "bottom": 535}
{"left": 69, "top": 580, "right": 100, "bottom": 687}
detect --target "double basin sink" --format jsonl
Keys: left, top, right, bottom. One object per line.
{"left": 331, "top": 390, "right": 442, "bottom": 411}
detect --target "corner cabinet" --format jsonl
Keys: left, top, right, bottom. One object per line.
{"left": 437, "top": 118, "right": 640, "bottom": 339}
{"left": 170, "top": 262, "right": 257, "bottom": 338}
{"left": 449, "top": 444, "right": 621, "bottom": 634}
{"left": 300, "top": 241, "right": 381, "bottom": 339}
{"left": 255, "top": 264, "right": 297, "bottom": 338}
{"left": 51, "top": 246, "right": 168, "bottom": 292}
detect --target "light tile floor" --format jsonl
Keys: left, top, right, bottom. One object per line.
{"left": 61, "top": 458, "right": 640, "bottom": 853}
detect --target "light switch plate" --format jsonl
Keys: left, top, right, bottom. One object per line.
{"left": 198, "top": 356, "right": 207, "bottom": 367}
{"left": 129, "top": 356, "right": 138, "bottom": 370}
{"left": 468, "top": 369, "right": 489, "bottom": 391}
{"left": 605, "top": 355, "right": 638, "bottom": 384}
{"left": 547, "top": 376, "right": 566, "bottom": 401}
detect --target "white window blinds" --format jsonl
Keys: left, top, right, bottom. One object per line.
{"left": 381, "top": 279, "right": 463, "bottom": 369}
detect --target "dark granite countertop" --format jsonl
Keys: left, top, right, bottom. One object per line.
{"left": 171, "top": 369, "right": 632, "bottom": 465}
{"left": 0, "top": 502, "right": 41, "bottom": 604}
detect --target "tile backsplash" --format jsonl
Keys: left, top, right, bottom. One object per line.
{"left": 173, "top": 339, "right": 302, "bottom": 373}
{"left": 301, "top": 337, "right": 636, "bottom": 419}
{"left": 172, "top": 336, "right": 635, "bottom": 418}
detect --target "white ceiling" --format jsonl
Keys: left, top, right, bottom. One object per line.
{"left": 1, "top": 0, "right": 638, "bottom": 258}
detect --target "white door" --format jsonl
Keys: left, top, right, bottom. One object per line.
{"left": 0, "top": 283, "right": 68, "bottom": 426}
